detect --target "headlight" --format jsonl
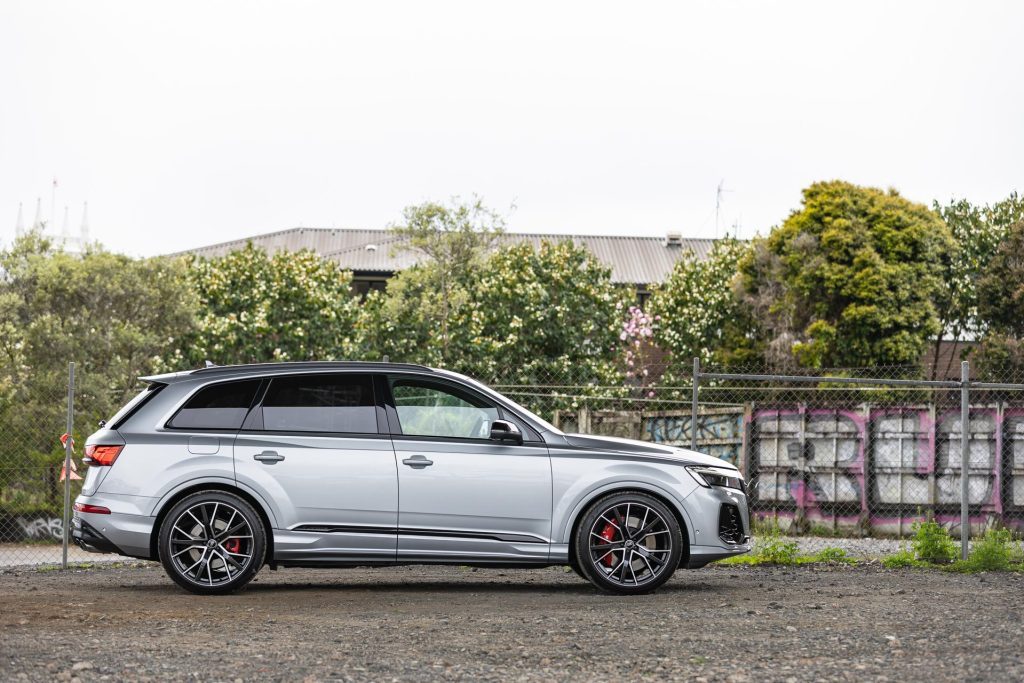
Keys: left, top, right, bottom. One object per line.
{"left": 686, "top": 466, "right": 744, "bottom": 491}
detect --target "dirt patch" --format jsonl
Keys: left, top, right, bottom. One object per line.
{"left": 1, "top": 562, "right": 1021, "bottom": 681}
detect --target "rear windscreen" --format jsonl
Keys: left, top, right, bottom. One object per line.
{"left": 109, "top": 383, "right": 165, "bottom": 429}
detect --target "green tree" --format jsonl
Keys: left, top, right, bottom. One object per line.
{"left": 465, "top": 240, "right": 628, "bottom": 384}
{"left": 647, "top": 238, "right": 753, "bottom": 367}
{"left": 181, "top": 243, "right": 359, "bottom": 366}
{"left": 736, "top": 181, "right": 953, "bottom": 369}
{"left": 0, "top": 232, "right": 195, "bottom": 473}
{"left": 931, "top": 193, "right": 1024, "bottom": 378}
{"left": 976, "top": 219, "right": 1024, "bottom": 379}
{"left": 378, "top": 198, "right": 503, "bottom": 363}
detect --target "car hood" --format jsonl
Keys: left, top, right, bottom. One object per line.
{"left": 561, "top": 433, "right": 739, "bottom": 472}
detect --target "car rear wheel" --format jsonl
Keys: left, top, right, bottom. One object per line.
{"left": 158, "top": 491, "right": 266, "bottom": 595}
{"left": 573, "top": 491, "right": 683, "bottom": 595}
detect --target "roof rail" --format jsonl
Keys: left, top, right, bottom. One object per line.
{"left": 190, "top": 360, "right": 432, "bottom": 375}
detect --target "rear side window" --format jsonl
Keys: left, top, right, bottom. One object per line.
{"left": 109, "top": 383, "right": 165, "bottom": 429}
{"left": 168, "top": 380, "right": 261, "bottom": 430}
{"left": 261, "top": 374, "right": 376, "bottom": 434}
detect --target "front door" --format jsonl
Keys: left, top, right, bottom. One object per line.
{"left": 386, "top": 376, "right": 551, "bottom": 563}
{"left": 233, "top": 373, "right": 398, "bottom": 563}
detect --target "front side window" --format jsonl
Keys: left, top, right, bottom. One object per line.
{"left": 261, "top": 374, "right": 376, "bottom": 434}
{"left": 168, "top": 379, "right": 261, "bottom": 430}
{"left": 391, "top": 380, "right": 498, "bottom": 439}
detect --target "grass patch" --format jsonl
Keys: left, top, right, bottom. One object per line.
{"left": 718, "top": 527, "right": 856, "bottom": 566}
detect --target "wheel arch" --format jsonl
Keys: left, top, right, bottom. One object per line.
{"left": 150, "top": 482, "right": 275, "bottom": 564}
{"left": 565, "top": 484, "right": 690, "bottom": 570}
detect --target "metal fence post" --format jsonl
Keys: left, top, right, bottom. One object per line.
{"left": 690, "top": 357, "right": 700, "bottom": 451}
{"left": 960, "top": 360, "right": 969, "bottom": 561}
{"left": 62, "top": 362, "right": 75, "bottom": 570}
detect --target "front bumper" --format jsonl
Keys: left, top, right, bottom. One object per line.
{"left": 682, "top": 482, "right": 752, "bottom": 568}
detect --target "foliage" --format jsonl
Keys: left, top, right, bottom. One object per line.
{"left": 975, "top": 219, "right": 1024, "bottom": 380}
{"left": 380, "top": 198, "right": 503, "bottom": 364}
{"left": 964, "top": 528, "right": 1020, "bottom": 572}
{"left": 179, "top": 243, "right": 359, "bottom": 366}
{"left": 0, "top": 231, "right": 196, "bottom": 469}
{"left": 930, "top": 194, "right": 1024, "bottom": 378}
{"left": 881, "top": 549, "right": 923, "bottom": 569}
{"left": 750, "top": 527, "right": 800, "bottom": 564}
{"left": 619, "top": 305, "right": 659, "bottom": 399}
{"left": 465, "top": 240, "right": 627, "bottom": 386}
{"left": 811, "top": 547, "right": 855, "bottom": 564}
{"left": 736, "top": 181, "right": 953, "bottom": 369}
{"left": 911, "top": 519, "right": 958, "bottom": 564}
{"left": 648, "top": 238, "right": 753, "bottom": 367}
{"left": 360, "top": 205, "right": 629, "bottom": 416}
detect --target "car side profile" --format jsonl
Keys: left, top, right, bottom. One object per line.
{"left": 73, "top": 362, "right": 751, "bottom": 595}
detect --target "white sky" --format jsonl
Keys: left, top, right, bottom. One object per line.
{"left": 1, "top": 1, "right": 1021, "bottom": 256}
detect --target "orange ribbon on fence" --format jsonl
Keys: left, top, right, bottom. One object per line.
{"left": 59, "top": 432, "right": 82, "bottom": 481}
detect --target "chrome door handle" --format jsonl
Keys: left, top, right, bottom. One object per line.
{"left": 402, "top": 455, "right": 433, "bottom": 469}
{"left": 254, "top": 451, "right": 285, "bottom": 464}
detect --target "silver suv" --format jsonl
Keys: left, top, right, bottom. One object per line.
{"left": 73, "top": 362, "right": 750, "bottom": 594}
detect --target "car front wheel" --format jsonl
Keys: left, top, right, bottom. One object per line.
{"left": 573, "top": 491, "right": 683, "bottom": 594}
{"left": 158, "top": 491, "right": 266, "bottom": 595}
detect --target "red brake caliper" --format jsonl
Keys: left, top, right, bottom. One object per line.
{"left": 224, "top": 538, "right": 241, "bottom": 554}
{"left": 599, "top": 522, "right": 618, "bottom": 567}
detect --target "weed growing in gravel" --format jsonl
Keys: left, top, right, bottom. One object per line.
{"left": 961, "top": 528, "right": 1021, "bottom": 572}
{"left": 810, "top": 547, "right": 856, "bottom": 565}
{"left": 911, "top": 519, "right": 958, "bottom": 564}
{"left": 881, "top": 548, "right": 923, "bottom": 569}
{"left": 754, "top": 530, "right": 800, "bottom": 564}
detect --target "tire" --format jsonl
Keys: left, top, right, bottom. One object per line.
{"left": 568, "top": 551, "right": 587, "bottom": 580}
{"left": 158, "top": 490, "right": 267, "bottom": 595}
{"left": 573, "top": 491, "right": 683, "bottom": 595}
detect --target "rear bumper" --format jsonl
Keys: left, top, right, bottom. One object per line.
{"left": 71, "top": 517, "right": 123, "bottom": 555}
{"left": 72, "top": 493, "right": 157, "bottom": 560}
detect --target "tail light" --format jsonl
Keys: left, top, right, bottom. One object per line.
{"left": 84, "top": 444, "right": 123, "bottom": 466}
{"left": 73, "top": 502, "right": 111, "bottom": 514}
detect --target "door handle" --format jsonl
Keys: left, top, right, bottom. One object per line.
{"left": 402, "top": 455, "right": 433, "bottom": 469}
{"left": 254, "top": 451, "right": 285, "bottom": 464}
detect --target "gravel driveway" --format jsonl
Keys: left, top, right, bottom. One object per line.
{"left": 1, "top": 562, "right": 1021, "bottom": 682}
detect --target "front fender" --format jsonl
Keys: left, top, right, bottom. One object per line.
{"left": 552, "top": 462, "right": 698, "bottom": 545}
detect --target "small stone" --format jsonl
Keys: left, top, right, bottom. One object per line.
{"left": 71, "top": 662, "right": 92, "bottom": 671}
{"left": 785, "top": 625, "right": 797, "bottom": 633}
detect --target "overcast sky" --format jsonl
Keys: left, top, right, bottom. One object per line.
{"left": 1, "top": 1, "right": 1021, "bottom": 256}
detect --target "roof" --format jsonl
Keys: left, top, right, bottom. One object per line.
{"left": 141, "top": 360, "right": 433, "bottom": 383}
{"left": 172, "top": 227, "right": 717, "bottom": 285}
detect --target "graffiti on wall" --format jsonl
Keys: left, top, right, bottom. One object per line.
{"left": 0, "top": 515, "right": 64, "bottom": 542}
{"left": 564, "top": 403, "right": 1024, "bottom": 535}
{"left": 749, "top": 405, "right": 1021, "bottom": 534}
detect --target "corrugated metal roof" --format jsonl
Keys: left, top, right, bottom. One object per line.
{"left": 173, "top": 228, "right": 717, "bottom": 285}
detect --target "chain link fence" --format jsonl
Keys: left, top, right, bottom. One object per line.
{"left": 543, "top": 359, "right": 1024, "bottom": 558}
{"left": 4, "top": 358, "right": 1022, "bottom": 565}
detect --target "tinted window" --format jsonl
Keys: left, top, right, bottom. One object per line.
{"left": 262, "top": 375, "right": 376, "bottom": 433}
{"left": 169, "top": 380, "right": 261, "bottom": 430}
{"left": 391, "top": 380, "right": 498, "bottom": 439}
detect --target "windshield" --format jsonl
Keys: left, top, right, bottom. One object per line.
{"left": 437, "top": 370, "right": 563, "bottom": 435}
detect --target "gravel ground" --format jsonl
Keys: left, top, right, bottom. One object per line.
{"left": 1, "top": 562, "right": 1021, "bottom": 682}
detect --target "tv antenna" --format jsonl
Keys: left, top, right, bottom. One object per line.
{"left": 714, "top": 179, "right": 732, "bottom": 238}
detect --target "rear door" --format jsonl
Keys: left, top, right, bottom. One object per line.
{"left": 233, "top": 373, "right": 398, "bottom": 563}
{"left": 385, "top": 375, "right": 552, "bottom": 563}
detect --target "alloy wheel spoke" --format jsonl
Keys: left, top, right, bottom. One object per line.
{"left": 590, "top": 502, "right": 671, "bottom": 585}
{"left": 171, "top": 502, "right": 252, "bottom": 586}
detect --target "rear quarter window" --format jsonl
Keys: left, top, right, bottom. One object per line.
{"left": 167, "top": 379, "right": 262, "bottom": 430}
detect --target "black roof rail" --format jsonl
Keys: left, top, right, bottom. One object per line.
{"left": 190, "top": 361, "right": 433, "bottom": 375}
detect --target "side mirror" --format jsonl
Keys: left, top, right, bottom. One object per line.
{"left": 489, "top": 419, "right": 523, "bottom": 445}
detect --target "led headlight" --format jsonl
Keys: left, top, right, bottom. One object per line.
{"left": 686, "top": 465, "right": 744, "bottom": 491}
